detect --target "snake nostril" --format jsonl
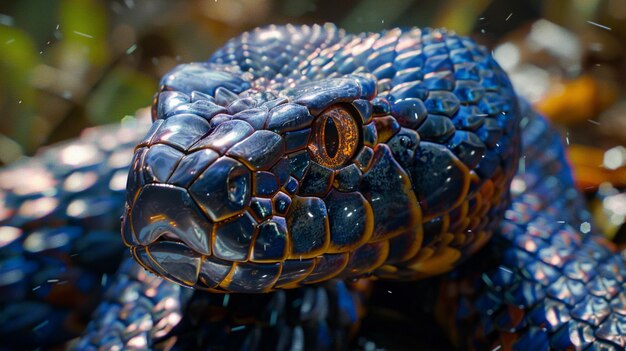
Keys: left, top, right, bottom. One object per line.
{"left": 189, "top": 157, "right": 252, "bottom": 222}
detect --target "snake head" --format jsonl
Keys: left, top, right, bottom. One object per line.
{"left": 122, "top": 25, "right": 521, "bottom": 293}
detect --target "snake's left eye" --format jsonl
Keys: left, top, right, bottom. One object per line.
{"left": 307, "top": 105, "right": 360, "bottom": 169}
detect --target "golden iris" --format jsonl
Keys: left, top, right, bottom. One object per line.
{"left": 308, "top": 105, "right": 360, "bottom": 169}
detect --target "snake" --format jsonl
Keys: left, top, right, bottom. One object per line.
{"left": 1, "top": 24, "right": 625, "bottom": 350}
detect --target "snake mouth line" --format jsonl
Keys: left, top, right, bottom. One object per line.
{"left": 155, "top": 232, "right": 187, "bottom": 245}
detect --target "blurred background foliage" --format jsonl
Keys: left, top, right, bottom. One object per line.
{"left": 0, "top": 0, "right": 624, "bottom": 219}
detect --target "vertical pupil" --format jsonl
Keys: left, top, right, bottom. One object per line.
{"left": 324, "top": 116, "right": 339, "bottom": 158}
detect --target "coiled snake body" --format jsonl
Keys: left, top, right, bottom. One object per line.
{"left": 1, "top": 24, "right": 624, "bottom": 350}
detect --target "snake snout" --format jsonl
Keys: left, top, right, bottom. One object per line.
{"left": 121, "top": 125, "right": 266, "bottom": 285}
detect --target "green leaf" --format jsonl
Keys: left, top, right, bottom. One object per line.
{"left": 59, "top": 0, "right": 109, "bottom": 66}
{"left": 86, "top": 66, "right": 156, "bottom": 124}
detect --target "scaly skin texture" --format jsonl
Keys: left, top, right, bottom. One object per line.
{"left": 0, "top": 24, "right": 624, "bottom": 350}
{"left": 124, "top": 24, "right": 520, "bottom": 292}
{"left": 0, "top": 121, "right": 144, "bottom": 349}
{"left": 437, "top": 112, "right": 626, "bottom": 350}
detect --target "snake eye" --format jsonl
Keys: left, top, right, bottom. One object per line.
{"left": 308, "top": 105, "right": 360, "bottom": 169}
